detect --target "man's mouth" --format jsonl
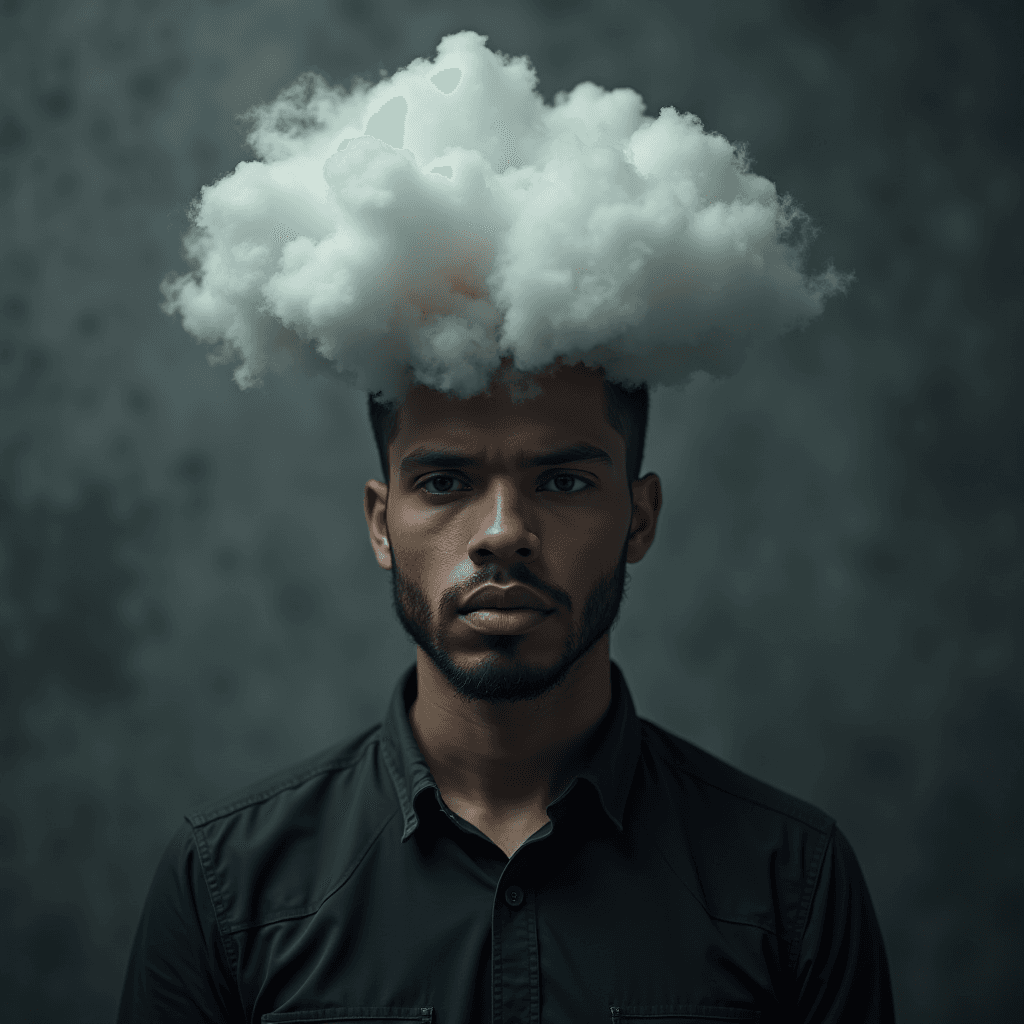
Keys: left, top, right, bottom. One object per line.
{"left": 459, "top": 607, "right": 553, "bottom": 634}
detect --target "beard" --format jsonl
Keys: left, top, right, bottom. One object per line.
{"left": 389, "top": 534, "right": 632, "bottom": 706}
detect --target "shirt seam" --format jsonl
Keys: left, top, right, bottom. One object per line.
{"left": 216, "top": 806, "right": 401, "bottom": 935}
{"left": 643, "top": 726, "right": 834, "bottom": 833}
{"left": 690, "top": 775, "right": 830, "bottom": 832}
{"left": 188, "top": 819, "right": 242, "bottom": 981}
{"left": 186, "top": 736, "right": 381, "bottom": 827}
{"left": 787, "top": 820, "right": 835, "bottom": 975}
{"left": 655, "top": 838, "right": 784, "bottom": 938}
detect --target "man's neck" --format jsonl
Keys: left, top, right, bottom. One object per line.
{"left": 407, "top": 637, "right": 613, "bottom": 820}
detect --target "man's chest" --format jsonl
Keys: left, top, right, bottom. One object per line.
{"left": 236, "top": 836, "right": 784, "bottom": 1024}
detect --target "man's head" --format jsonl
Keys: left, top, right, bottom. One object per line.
{"left": 363, "top": 358, "right": 662, "bottom": 706}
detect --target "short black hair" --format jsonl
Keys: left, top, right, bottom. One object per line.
{"left": 367, "top": 377, "right": 650, "bottom": 484}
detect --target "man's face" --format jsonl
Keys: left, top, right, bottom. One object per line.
{"left": 365, "top": 361, "right": 658, "bottom": 705}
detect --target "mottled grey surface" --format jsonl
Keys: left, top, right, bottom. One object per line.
{"left": 0, "top": 0, "right": 1020, "bottom": 1020}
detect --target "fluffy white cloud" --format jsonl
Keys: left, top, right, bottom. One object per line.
{"left": 162, "top": 29, "right": 851, "bottom": 402}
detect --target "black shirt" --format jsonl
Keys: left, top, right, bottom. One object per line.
{"left": 118, "top": 661, "right": 895, "bottom": 1023}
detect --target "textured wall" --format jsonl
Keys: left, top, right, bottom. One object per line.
{"left": 0, "top": 0, "right": 1020, "bottom": 1020}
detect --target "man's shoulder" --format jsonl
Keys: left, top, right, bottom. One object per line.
{"left": 180, "top": 721, "right": 398, "bottom": 933}
{"left": 186, "top": 721, "right": 383, "bottom": 828}
{"left": 638, "top": 717, "right": 835, "bottom": 937}
{"left": 640, "top": 716, "right": 834, "bottom": 834}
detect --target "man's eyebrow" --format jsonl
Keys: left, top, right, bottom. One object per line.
{"left": 399, "top": 442, "right": 613, "bottom": 475}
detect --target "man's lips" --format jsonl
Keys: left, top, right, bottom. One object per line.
{"left": 461, "top": 607, "right": 551, "bottom": 613}
{"left": 459, "top": 606, "right": 553, "bottom": 634}
{"left": 458, "top": 583, "right": 553, "bottom": 613}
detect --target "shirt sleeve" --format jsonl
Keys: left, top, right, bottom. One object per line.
{"left": 793, "top": 824, "right": 895, "bottom": 1023}
{"left": 117, "top": 821, "right": 243, "bottom": 1023}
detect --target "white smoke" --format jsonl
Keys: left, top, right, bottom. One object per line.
{"left": 162, "top": 30, "right": 851, "bottom": 403}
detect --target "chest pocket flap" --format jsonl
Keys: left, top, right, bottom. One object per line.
{"left": 610, "top": 1008, "right": 760, "bottom": 1023}
{"left": 262, "top": 1009, "right": 434, "bottom": 1023}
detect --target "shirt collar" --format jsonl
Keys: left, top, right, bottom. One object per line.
{"left": 380, "top": 659, "right": 642, "bottom": 843}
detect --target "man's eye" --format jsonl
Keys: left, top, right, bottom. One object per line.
{"left": 539, "top": 474, "right": 590, "bottom": 493}
{"left": 420, "top": 475, "right": 468, "bottom": 494}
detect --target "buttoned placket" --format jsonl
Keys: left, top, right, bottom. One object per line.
{"left": 490, "top": 823, "right": 553, "bottom": 1024}
{"left": 425, "top": 788, "right": 550, "bottom": 1024}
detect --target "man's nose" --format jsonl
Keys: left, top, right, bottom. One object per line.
{"left": 467, "top": 481, "right": 540, "bottom": 564}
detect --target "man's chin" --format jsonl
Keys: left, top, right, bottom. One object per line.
{"left": 426, "top": 643, "right": 574, "bottom": 704}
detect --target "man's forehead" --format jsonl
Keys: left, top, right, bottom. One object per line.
{"left": 391, "top": 386, "right": 624, "bottom": 477}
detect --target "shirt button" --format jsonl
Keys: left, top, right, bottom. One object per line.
{"left": 504, "top": 885, "right": 524, "bottom": 908}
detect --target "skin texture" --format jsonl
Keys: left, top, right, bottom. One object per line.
{"left": 364, "top": 358, "right": 662, "bottom": 856}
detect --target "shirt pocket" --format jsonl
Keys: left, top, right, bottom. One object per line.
{"left": 262, "top": 1009, "right": 434, "bottom": 1023}
{"left": 610, "top": 1008, "right": 760, "bottom": 1023}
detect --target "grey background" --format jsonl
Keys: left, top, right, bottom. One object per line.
{"left": 0, "top": 0, "right": 1020, "bottom": 1020}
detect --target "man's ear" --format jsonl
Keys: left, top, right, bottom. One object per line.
{"left": 364, "top": 478, "right": 392, "bottom": 569}
{"left": 626, "top": 472, "right": 662, "bottom": 564}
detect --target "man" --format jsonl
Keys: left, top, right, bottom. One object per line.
{"left": 118, "top": 355, "right": 895, "bottom": 1021}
